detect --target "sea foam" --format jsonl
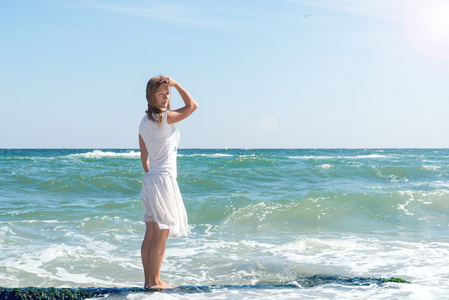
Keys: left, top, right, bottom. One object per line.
{"left": 67, "top": 150, "right": 140, "bottom": 159}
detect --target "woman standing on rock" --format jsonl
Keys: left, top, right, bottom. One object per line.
{"left": 138, "top": 75, "right": 198, "bottom": 289}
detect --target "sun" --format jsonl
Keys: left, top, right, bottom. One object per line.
{"left": 407, "top": 0, "right": 449, "bottom": 58}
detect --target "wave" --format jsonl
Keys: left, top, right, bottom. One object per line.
{"left": 193, "top": 189, "right": 449, "bottom": 232}
{"left": 34, "top": 175, "right": 141, "bottom": 195}
{"left": 67, "top": 150, "right": 140, "bottom": 159}
{"left": 288, "top": 154, "right": 388, "bottom": 160}
{"left": 179, "top": 152, "right": 389, "bottom": 161}
{"left": 0, "top": 149, "right": 141, "bottom": 161}
{"left": 178, "top": 153, "right": 234, "bottom": 158}
{"left": 3, "top": 149, "right": 447, "bottom": 163}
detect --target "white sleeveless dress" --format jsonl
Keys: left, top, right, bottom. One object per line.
{"left": 139, "top": 112, "right": 188, "bottom": 237}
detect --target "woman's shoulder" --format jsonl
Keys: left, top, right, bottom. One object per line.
{"left": 140, "top": 114, "right": 149, "bottom": 125}
{"left": 139, "top": 115, "right": 151, "bottom": 132}
{"left": 140, "top": 112, "right": 172, "bottom": 130}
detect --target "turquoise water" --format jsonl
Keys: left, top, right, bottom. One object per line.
{"left": 1, "top": 149, "right": 448, "bottom": 299}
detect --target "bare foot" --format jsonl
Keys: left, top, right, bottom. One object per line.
{"left": 151, "top": 281, "right": 175, "bottom": 289}
{"left": 144, "top": 281, "right": 175, "bottom": 289}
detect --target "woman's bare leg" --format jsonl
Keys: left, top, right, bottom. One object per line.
{"left": 141, "top": 222, "right": 154, "bottom": 288}
{"left": 141, "top": 222, "right": 173, "bottom": 289}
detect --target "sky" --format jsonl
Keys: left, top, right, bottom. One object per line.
{"left": 1, "top": 0, "right": 448, "bottom": 149}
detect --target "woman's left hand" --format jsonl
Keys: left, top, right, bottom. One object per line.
{"left": 158, "top": 76, "right": 177, "bottom": 87}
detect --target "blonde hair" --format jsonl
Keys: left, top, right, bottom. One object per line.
{"left": 145, "top": 76, "right": 171, "bottom": 126}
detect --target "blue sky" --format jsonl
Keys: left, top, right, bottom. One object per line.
{"left": 1, "top": 0, "right": 448, "bottom": 148}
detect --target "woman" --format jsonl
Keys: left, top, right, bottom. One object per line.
{"left": 139, "top": 75, "right": 198, "bottom": 289}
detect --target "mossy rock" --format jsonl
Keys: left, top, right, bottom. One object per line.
{"left": 381, "top": 277, "right": 411, "bottom": 284}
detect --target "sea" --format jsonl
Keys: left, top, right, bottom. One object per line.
{"left": 0, "top": 148, "right": 448, "bottom": 299}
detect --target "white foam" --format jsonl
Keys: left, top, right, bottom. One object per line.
{"left": 67, "top": 150, "right": 140, "bottom": 159}
{"left": 397, "top": 191, "right": 415, "bottom": 215}
{"left": 0, "top": 226, "right": 16, "bottom": 237}
{"left": 319, "top": 164, "right": 332, "bottom": 169}
{"left": 289, "top": 154, "right": 388, "bottom": 160}
{"left": 55, "top": 267, "right": 113, "bottom": 286}
{"left": 265, "top": 235, "right": 449, "bottom": 294}
{"left": 422, "top": 165, "right": 441, "bottom": 170}
{"left": 5, "top": 229, "right": 445, "bottom": 298}
{"left": 25, "top": 220, "right": 60, "bottom": 224}
{"left": 429, "top": 181, "right": 449, "bottom": 189}
{"left": 126, "top": 292, "right": 179, "bottom": 300}
{"left": 273, "top": 237, "right": 370, "bottom": 254}
{"left": 178, "top": 153, "right": 233, "bottom": 158}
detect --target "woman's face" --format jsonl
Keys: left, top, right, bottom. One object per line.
{"left": 154, "top": 84, "right": 170, "bottom": 110}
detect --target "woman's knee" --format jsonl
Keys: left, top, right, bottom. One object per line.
{"left": 153, "top": 229, "right": 169, "bottom": 245}
{"left": 143, "top": 222, "right": 156, "bottom": 241}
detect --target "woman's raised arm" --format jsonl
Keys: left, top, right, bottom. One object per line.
{"left": 162, "top": 77, "right": 198, "bottom": 124}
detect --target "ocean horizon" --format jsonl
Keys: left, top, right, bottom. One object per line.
{"left": 1, "top": 148, "right": 448, "bottom": 299}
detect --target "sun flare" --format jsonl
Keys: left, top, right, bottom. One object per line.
{"left": 407, "top": 0, "right": 449, "bottom": 58}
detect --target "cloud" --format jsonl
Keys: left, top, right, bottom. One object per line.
{"left": 289, "top": 0, "right": 407, "bottom": 21}
{"left": 185, "top": 81, "right": 295, "bottom": 86}
{"left": 84, "top": 1, "right": 244, "bottom": 28}
{"left": 90, "top": 2, "right": 210, "bottom": 25}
